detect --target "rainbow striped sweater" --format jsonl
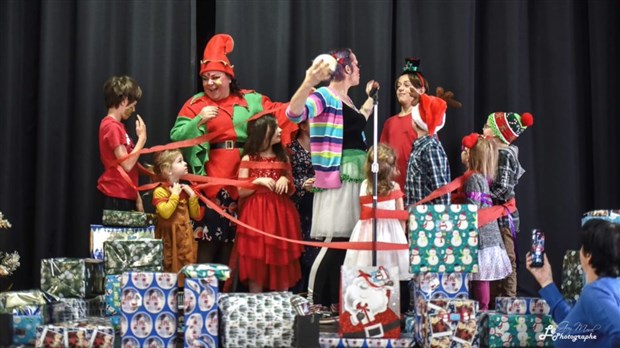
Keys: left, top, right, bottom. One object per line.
{"left": 286, "top": 87, "right": 344, "bottom": 189}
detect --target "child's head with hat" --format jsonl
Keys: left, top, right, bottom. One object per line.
{"left": 483, "top": 112, "right": 534, "bottom": 144}
{"left": 396, "top": 57, "right": 429, "bottom": 108}
{"left": 412, "top": 94, "right": 447, "bottom": 136}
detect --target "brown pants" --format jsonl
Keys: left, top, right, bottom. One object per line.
{"left": 491, "top": 227, "right": 517, "bottom": 302}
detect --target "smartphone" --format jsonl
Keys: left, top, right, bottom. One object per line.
{"left": 530, "top": 229, "right": 545, "bottom": 267}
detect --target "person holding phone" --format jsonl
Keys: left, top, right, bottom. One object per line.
{"left": 526, "top": 219, "right": 620, "bottom": 347}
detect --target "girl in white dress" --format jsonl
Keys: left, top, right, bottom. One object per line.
{"left": 344, "top": 144, "right": 411, "bottom": 281}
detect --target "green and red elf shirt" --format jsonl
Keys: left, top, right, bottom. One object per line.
{"left": 170, "top": 90, "right": 296, "bottom": 198}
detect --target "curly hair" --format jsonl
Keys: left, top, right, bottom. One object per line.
{"left": 365, "top": 144, "right": 397, "bottom": 196}
{"left": 153, "top": 149, "right": 183, "bottom": 180}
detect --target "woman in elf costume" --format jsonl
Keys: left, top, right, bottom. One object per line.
{"left": 170, "top": 34, "right": 296, "bottom": 273}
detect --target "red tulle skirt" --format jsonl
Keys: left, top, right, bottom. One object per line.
{"left": 236, "top": 191, "right": 303, "bottom": 290}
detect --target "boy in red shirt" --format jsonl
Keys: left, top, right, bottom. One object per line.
{"left": 97, "top": 76, "right": 147, "bottom": 211}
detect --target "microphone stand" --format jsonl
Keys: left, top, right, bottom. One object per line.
{"left": 371, "top": 90, "right": 379, "bottom": 266}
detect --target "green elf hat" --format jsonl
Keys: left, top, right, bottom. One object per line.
{"left": 487, "top": 112, "right": 534, "bottom": 144}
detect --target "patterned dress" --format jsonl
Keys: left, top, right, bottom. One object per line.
{"left": 464, "top": 173, "right": 512, "bottom": 281}
{"left": 288, "top": 139, "right": 320, "bottom": 274}
{"left": 236, "top": 155, "right": 304, "bottom": 290}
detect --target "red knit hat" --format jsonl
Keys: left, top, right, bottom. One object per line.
{"left": 486, "top": 112, "right": 534, "bottom": 144}
{"left": 412, "top": 94, "right": 447, "bottom": 135}
{"left": 200, "top": 34, "right": 235, "bottom": 77}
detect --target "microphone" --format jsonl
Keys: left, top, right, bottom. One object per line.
{"left": 369, "top": 81, "right": 380, "bottom": 100}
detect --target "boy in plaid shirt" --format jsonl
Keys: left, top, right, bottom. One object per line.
{"left": 483, "top": 111, "right": 534, "bottom": 297}
{"left": 404, "top": 93, "right": 450, "bottom": 206}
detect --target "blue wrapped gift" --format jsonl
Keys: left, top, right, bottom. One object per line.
{"left": 13, "top": 314, "right": 44, "bottom": 345}
{"left": 410, "top": 273, "right": 470, "bottom": 316}
{"left": 120, "top": 272, "right": 178, "bottom": 347}
{"left": 183, "top": 277, "right": 218, "bottom": 348}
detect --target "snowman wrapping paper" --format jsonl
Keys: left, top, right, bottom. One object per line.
{"left": 478, "top": 312, "right": 555, "bottom": 347}
{"left": 339, "top": 266, "right": 401, "bottom": 339}
{"left": 409, "top": 204, "right": 479, "bottom": 273}
{"left": 119, "top": 272, "right": 178, "bottom": 347}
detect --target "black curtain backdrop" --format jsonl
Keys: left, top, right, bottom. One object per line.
{"left": 1, "top": 0, "right": 618, "bottom": 297}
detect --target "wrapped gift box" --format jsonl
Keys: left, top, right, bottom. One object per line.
{"left": 36, "top": 317, "right": 114, "bottom": 348}
{"left": 102, "top": 209, "right": 148, "bottom": 227}
{"left": 479, "top": 312, "right": 555, "bottom": 347}
{"left": 581, "top": 209, "right": 620, "bottom": 226}
{"left": 103, "top": 239, "right": 163, "bottom": 275}
{"left": 0, "top": 290, "right": 55, "bottom": 312}
{"left": 414, "top": 298, "right": 478, "bottom": 347}
{"left": 561, "top": 250, "right": 584, "bottom": 303}
{"left": 219, "top": 292, "right": 295, "bottom": 348}
{"left": 408, "top": 204, "right": 479, "bottom": 273}
{"left": 90, "top": 224, "right": 155, "bottom": 260}
{"left": 13, "top": 314, "right": 44, "bottom": 346}
{"left": 184, "top": 277, "right": 218, "bottom": 348}
{"left": 495, "top": 297, "right": 550, "bottom": 315}
{"left": 410, "top": 273, "right": 470, "bottom": 317}
{"left": 318, "top": 332, "right": 415, "bottom": 347}
{"left": 48, "top": 296, "right": 106, "bottom": 323}
{"left": 340, "top": 266, "right": 401, "bottom": 339}
{"left": 180, "top": 263, "right": 231, "bottom": 281}
{"left": 40, "top": 258, "right": 104, "bottom": 298}
{"left": 104, "top": 275, "right": 122, "bottom": 317}
{"left": 403, "top": 312, "right": 415, "bottom": 334}
{"left": 120, "top": 272, "right": 178, "bottom": 347}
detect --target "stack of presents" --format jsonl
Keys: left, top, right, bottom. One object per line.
{"left": 0, "top": 207, "right": 615, "bottom": 347}
{"left": 316, "top": 204, "right": 563, "bottom": 347}
{"left": 0, "top": 209, "right": 300, "bottom": 347}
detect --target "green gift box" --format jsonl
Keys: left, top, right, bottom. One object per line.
{"left": 408, "top": 204, "right": 479, "bottom": 273}
{"left": 180, "top": 263, "right": 231, "bottom": 281}
{"left": 561, "top": 250, "right": 584, "bottom": 303}
{"left": 0, "top": 290, "right": 55, "bottom": 312}
{"left": 90, "top": 224, "right": 155, "bottom": 260}
{"left": 40, "top": 258, "right": 104, "bottom": 298}
{"left": 102, "top": 209, "right": 147, "bottom": 227}
{"left": 479, "top": 312, "right": 555, "bottom": 347}
{"left": 103, "top": 239, "right": 163, "bottom": 275}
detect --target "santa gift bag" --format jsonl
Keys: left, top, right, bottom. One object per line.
{"left": 339, "top": 265, "right": 401, "bottom": 339}
{"left": 409, "top": 204, "right": 479, "bottom": 273}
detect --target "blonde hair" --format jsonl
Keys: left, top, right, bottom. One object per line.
{"left": 153, "top": 149, "right": 182, "bottom": 180}
{"left": 365, "top": 144, "right": 397, "bottom": 196}
{"left": 467, "top": 137, "right": 497, "bottom": 179}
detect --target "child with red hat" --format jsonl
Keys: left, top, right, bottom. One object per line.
{"left": 482, "top": 111, "right": 534, "bottom": 298}
{"left": 404, "top": 93, "right": 451, "bottom": 206}
{"left": 460, "top": 133, "right": 512, "bottom": 310}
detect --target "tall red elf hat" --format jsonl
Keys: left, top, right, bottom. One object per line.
{"left": 200, "top": 34, "right": 235, "bottom": 77}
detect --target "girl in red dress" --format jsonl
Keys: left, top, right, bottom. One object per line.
{"left": 237, "top": 114, "right": 303, "bottom": 292}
